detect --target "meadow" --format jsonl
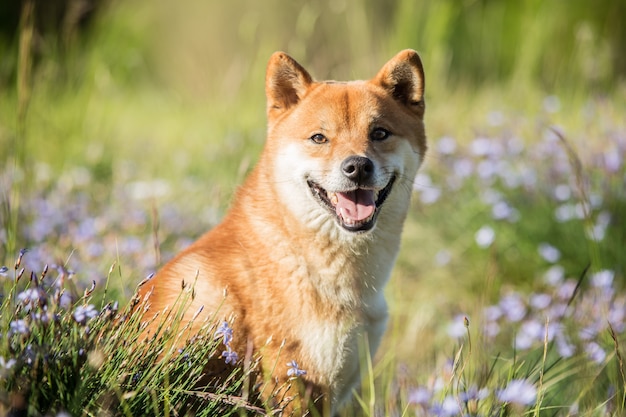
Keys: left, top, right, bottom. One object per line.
{"left": 1, "top": 0, "right": 626, "bottom": 415}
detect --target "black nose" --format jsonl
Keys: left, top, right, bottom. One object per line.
{"left": 341, "top": 156, "right": 374, "bottom": 183}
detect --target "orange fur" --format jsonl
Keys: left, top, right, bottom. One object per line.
{"left": 138, "top": 50, "right": 426, "bottom": 415}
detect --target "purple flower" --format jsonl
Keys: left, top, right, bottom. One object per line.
{"left": 221, "top": 348, "right": 239, "bottom": 365}
{"left": 608, "top": 301, "right": 626, "bottom": 332}
{"left": 470, "top": 137, "right": 493, "bottom": 157}
{"left": 287, "top": 360, "right": 307, "bottom": 377}
{"left": 590, "top": 270, "right": 614, "bottom": 289}
{"left": 419, "top": 186, "right": 442, "bottom": 205}
{"left": 0, "top": 266, "right": 8, "bottom": 276}
{"left": 73, "top": 304, "right": 98, "bottom": 324}
{"left": 452, "top": 158, "right": 473, "bottom": 178}
{"left": 585, "top": 342, "right": 606, "bottom": 364}
{"left": 492, "top": 200, "right": 519, "bottom": 222}
{"left": 483, "top": 305, "right": 502, "bottom": 322}
{"left": 497, "top": 379, "right": 537, "bottom": 405}
{"left": 31, "top": 309, "right": 50, "bottom": 324}
{"left": 408, "top": 387, "right": 431, "bottom": 406}
{"left": 483, "top": 320, "right": 501, "bottom": 339}
{"left": 17, "top": 287, "right": 47, "bottom": 311}
{"left": 499, "top": 293, "right": 526, "bottom": 322}
{"left": 9, "top": 319, "right": 29, "bottom": 336}
{"left": 437, "top": 136, "right": 457, "bottom": 155}
{"left": 555, "top": 333, "right": 575, "bottom": 358}
{"left": 215, "top": 321, "right": 233, "bottom": 346}
{"left": 543, "top": 265, "right": 565, "bottom": 286}
{"left": 475, "top": 225, "right": 495, "bottom": 248}
{"left": 529, "top": 293, "right": 552, "bottom": 311}
{"left": 0, "top": 356, "right": 16, "bottom": 370}
{"left": 515, "top": 320, "right": 545, "bottom": 350}
{"left": 553, "top": 184, "right": 571, "bottom": 201}
{"left": 59, "top": 291, "right": 73, "bottom": 310}
{"left": 447, "top": 315, "right": 469, "bottom": 339}
{"left": 556, "top": 280, "right": 578, "bottom": 301}
{"left": 430, "top": 395, "right": 460, "bottom": 417}
{"left": 538, "top": 243, "right": 561, "bottom": 263}
{"left": 459, "top": 385, "right": 490, "bottom": 402}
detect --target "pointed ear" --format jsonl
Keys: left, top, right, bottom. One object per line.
{"left": 372, "top": 49, "right": 425, "bottom": 114}
{"left": 265, "top": 52, "right": 313, "bottom": 117}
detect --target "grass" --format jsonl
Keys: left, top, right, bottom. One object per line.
{"left": 1, "top": 0, "right": 626, "bottom": 415}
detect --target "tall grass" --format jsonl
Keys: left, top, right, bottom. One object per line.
{"left": 1, "top": 0, "right": 625, "bottom": 415}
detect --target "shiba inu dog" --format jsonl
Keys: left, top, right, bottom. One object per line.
{"left": 138, "top": 49, "right": 426, "bottom": 415}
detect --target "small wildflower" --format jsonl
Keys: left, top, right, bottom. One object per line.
{"left": 553, "top": 184, "right": 571, "bottom": 201}
{"left": 555, "top": 333, "right": 576, "bottom": 358}
{"left": 497, "top": 379, "right": 537, "bottom": 405}
{"left": 475, "top": 225, "right": 495, "bottom": 248}
{"left": 419, "top": 186, "right": 441, "bottom": 205}
{"left": 9, "top": 319, "right": 29, "bottom": 336}
{"left": 459, "top": 385, "right": 490, "bottom": 402}
{"left": 430, "top": 395, "right": 460, "bottom": 417}
{"left": 544, "top": 265, "right": 565, "bottom": 286}
{"left": 529, "top": 293, "right": 552, "bottom": 310}
{"left": 73, "top": 304, "right": 98, "bottom": 324}
{"left": 437, "top": 136, "right": 457, "bottom": 155}
{"left": 492, "top": 200, "right": 518, "bottom": 221}
{"left": 499, "top": 293, "right": 526, "bottom": 322}
{"left": 585, "top": 342, "right": 606, "bottom": 364}
{"left": 591, "top": 270, "right": 614, "bottom": 288}
{"left": 31, "top": 308, "right": 50, "bottom": 324}
{"left": 556, "top": 280, "right": 578, "bottom": 301}
{"left": 59, "top": 291, "right": 73, "bottom": 309}
{"left": 515, "top": 319, "right": 545, "bottom": 350}
{"left": 447, "top": 314, "right": 468, "bottom": 339}
{"left": 538, "top": 243, "right": 561, "bottom": 263}
{"left": 17, "top": 287, "right": 47, "bottom": 311}
{"left": 287, "top": 360, "right": 307, "bottom": 377}
{"left": 408, "top": 387, "right": 431, "bottom": 406}
{"left": 483, "top": 305, "right": 502, "bottom": 321}
{"left": 222, "top": 349, "right": 239, "bottom": 365}
{"left": 0, "top": 356, "right": 16, "bottom": 370}
{"left": 0, "top": 266, "right": 8, "bottom": 276}
{"left": 483, "top": 320, "right": 500, "bottom": 338}
{"left": 215, "top": 321, "right": 234, "bottom": 346}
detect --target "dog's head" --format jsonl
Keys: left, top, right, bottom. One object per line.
{"left": 263, "top": 50, "right": 426, "bottom": 236}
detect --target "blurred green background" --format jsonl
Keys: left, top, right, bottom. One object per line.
{"left": 1, "top": 0, "right": 625, "bottom": 177}
{"left": 1, "top": 0, "right": 626, "bottom": 366}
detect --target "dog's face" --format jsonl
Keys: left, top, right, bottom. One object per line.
{"left": 263, "top": 51, "right": 426, "bottom": 236}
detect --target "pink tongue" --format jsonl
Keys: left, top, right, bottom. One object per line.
{"left": 335, "top": 190, "right": 375, "bottom": 222}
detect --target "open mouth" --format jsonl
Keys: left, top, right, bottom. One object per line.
{"left": 307, "top": 176, "right": 396, "bottom": 232}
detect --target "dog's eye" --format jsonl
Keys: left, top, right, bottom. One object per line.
{"left": 310, "top": 133, "right": 328, "bottom": 144}
{"left": 370, "top": 128, "right": 391, "bottom": 141}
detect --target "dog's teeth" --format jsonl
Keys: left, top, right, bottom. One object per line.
{"left": 330, "top": 193, "right": 338, "bottom": 206}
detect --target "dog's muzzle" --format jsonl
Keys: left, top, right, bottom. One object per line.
{"left": 308, "top": 156, "right": 395, "bottom": 233}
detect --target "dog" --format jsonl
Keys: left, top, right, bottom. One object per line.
{"left": 138, "top": 49, "right": 426, "bottom": 415}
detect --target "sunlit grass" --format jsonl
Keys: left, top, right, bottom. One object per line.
{"left": 1, "top": 0, "right": 626, "bottom": 415}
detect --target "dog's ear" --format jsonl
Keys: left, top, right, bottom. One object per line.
{"left": 372, "top": 50, "right": 425, "bottom": 115}
{"left": 266, "top": 52, "right": 313, "bottom": 118}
